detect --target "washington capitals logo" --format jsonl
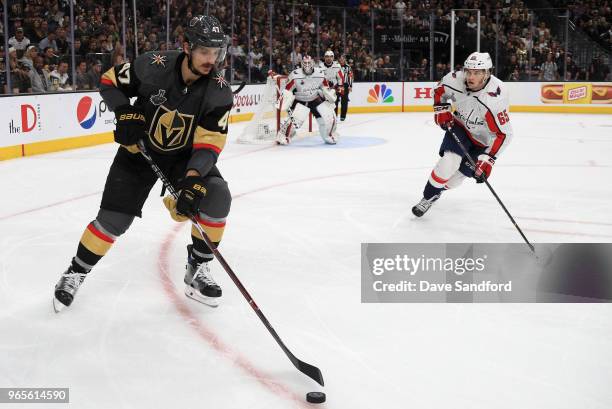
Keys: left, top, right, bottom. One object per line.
{"left": 215, "top": 72, "right": 229, "bottom": 88}
{"left": 150, "top": 89, "right": 167, "bottom": 106}
{"left": 487, "top": 86, "right": 501, "bottom": 97}
{"left": 150, "top": 54, "right": 167, "bottom": 67}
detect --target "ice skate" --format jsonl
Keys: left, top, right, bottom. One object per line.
{"left": 53, "top": 264, "right": 87, "bottom": 313}
{"left": 411, "top": 194, "right": 440, "bottom": 217}
{"left": 184, "top": 246, "right": 222, "bottom": 307}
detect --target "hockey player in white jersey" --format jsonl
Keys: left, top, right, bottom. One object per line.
{"left": 412, "top": 51, "right": 513, "bottom": 217}
{"left": 318, "top": 50, "right": 345, "bottom": 91}
{"left": 277, "top": 55, "right": 339, "bottom": 145}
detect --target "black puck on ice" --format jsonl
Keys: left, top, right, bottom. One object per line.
{"left": 306, "top": 392, "right": 326, "bottom": 404}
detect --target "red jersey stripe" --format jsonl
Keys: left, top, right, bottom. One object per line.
{"left": 193, "top": 143, "right": 222, "bottom": 154}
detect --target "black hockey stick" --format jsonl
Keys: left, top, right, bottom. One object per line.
{"left": 137, "top": 140, "right": 325, "bottom": 387}
{"left": 232, "top": 81, "right": 247, "bottom": 95}
{"left": 448, "top": 128, "right": 535, "bottom": 254}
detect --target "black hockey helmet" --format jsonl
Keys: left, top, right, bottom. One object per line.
{"left": 184, "top": 15, "right": 229, "bottom": 67}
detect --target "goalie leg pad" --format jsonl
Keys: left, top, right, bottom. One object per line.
{"left": 290, "top": 102, "right": 310, "bottom": 128}
{"left": 279, "top": 89, "right": 295, "bottom": 112}
{"left": 428, "top": 151, "right": 462, "bottom": 188}
{"left": 276, "top": 119, "right": 296, "bottom": 145}
{"left": 315, "top": 102, "right": 338, "bottom": 144}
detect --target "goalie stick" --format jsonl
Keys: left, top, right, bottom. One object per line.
{"left": 137, "top": 140, "right": 325, "bottom": 387}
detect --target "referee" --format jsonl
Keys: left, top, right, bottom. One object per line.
{"left": 337, "top": 55, "right": 353, "bottom": 121}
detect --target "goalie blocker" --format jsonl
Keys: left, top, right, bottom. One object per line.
{"left": 277, "top": 55, "right": 338, "bottom": 145}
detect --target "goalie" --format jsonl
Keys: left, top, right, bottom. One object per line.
{"left": 276, "top": 55, "right": 338, "bottom": 145}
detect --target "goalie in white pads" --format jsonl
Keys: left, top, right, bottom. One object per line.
{"left": 412, "top": 51, "right": 514, "bottom": 217}
{"left": 277, "top": 55, "right": 339, "bottom": 145}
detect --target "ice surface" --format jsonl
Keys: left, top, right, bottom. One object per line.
{"left": 1, "top": 113, "right": 611, "bottom": 408}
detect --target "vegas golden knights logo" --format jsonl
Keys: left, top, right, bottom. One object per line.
{"left": 149, "top": 105, "right": 195, "bottom": 152}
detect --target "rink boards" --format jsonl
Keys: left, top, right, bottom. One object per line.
{"left": 1, "top": 81, "right": 610, "bottom": 160}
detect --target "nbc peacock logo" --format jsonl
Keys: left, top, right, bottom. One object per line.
{"left": 367, "top": 84, "right": 394, "bottom": 103}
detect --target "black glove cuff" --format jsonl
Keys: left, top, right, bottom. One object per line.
{"left": 179, "top": 176, "right": 207, "bottom": 197}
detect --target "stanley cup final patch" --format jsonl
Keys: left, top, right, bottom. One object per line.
{"left": 150, "top": 89, "right": 167, "bottom": 106}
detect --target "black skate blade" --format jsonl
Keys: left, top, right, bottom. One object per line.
{"left": 185, "top": 286, "right": 219, "bottom": 308}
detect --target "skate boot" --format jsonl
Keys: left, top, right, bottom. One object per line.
{"left": 53, "top": 261, "right": 88, "bottom": 313}
{"left": 411, "top": 194, "right": 441, "bottom": 217}
{"left": 184, "top": 245, "right": 222, "bottom": 307}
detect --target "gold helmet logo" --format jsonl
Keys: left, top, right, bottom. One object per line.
{"left": 149, "top": 105, "right": 194, "bottom": 152}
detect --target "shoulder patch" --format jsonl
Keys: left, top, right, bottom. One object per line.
{"left": 487, "top": 86, "right": 501, "bottom": 97}
{"left": 214, "top": 72, "right": 229, "bottom": 88}
{"left": 149, "top": 53, "right": 168, "bottom": 67}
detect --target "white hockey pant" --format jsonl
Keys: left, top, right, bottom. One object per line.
{"left": 428, "top": 151, "right": 467, "bottom": 189}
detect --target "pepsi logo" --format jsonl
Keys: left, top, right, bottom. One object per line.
{"left": 77, "top": 96, "right": 97, "bottom": 129}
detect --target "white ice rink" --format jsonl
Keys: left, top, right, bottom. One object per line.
{"left": 1, "top": 112, "right": 612, "bottom": 408}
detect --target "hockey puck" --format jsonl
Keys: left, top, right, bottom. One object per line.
{"left": 306, "top": 392, "right": 326, "bottom": 404}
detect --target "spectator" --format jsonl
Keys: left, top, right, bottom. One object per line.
{"left": 8, "top": 28, "right": 31, "bottom": 56}
{"left": 42, "top": 61, "right": 55, "bottom": 89}
{"left": 290, "top": 45, "right": 303, "bottom": 67}
{"left": 43, "top": 47, "right": 60, "bottom": 67}
{"left": 588, "top": 55, "right": 610, "bottom": 81}
{"left": 74, "top": 38, "right": 86, "bottom": 57}
{"left": 49, "top": 61, "right": 71, "bottom": 91}
{"left": 38, "top": 31, "right": 59, "bottom": 52}
{"left": 9, "top": 55, "right": 33, "bottom": 94}
{"left": 55, "top": 27, "right": 70, "bottom": 55}
{"left": 87, "top": 60, "right": 103, "bottom": 90}
{"left": 33, "top": 56, "right": 49, "bottom": 92}
{"left": 272, "top": 56, "right": 287, "bottom": 75}
{"left": 539, "top": 53, "right": 558, "bottom": 81}
{"left": 467, "top": 15, "right": 478, "bottom": 30}
{"left": 76, "top": 61, "right": 93, "bottom": 90}
{"left": 27, "top": 19, "right": 46, "bottom": 44}
{"left": 228, "top": 37, "right": 246, "bottom": 58}
{"left": 565, "top": 55, "right": 579, "bottom": 80}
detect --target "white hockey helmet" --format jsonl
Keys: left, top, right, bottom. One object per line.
{"left": 301, "top": 55, "right": 314, "bottom": 74}
{"left": 324, "top": 50, "right": 334, "bottom": 58}
{"left": 464, "top": 52, "right": 492, "bottom": 70}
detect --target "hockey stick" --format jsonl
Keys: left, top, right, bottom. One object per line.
{"left": 232, "top": 80, "right": 247, "bottom": 95}
{"left": 137, "top": 140, "right": 325, "bottom": 387}
{"left": 448, "top": 128, "right": 535, "bottom": 254}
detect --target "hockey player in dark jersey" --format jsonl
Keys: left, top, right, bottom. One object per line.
{"left": 53, "top": 15, "right": 233, "bottom": 311}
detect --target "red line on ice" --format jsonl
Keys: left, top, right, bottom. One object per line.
{"left": 158, "top": 223, "right": 312, "bottom": 408}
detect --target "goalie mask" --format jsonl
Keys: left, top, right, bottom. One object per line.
{"left": 301, "top": 55, "right": 314, "bottom": 75}
{"left": 184, "top": 15, "right": 230, "bottom": 74}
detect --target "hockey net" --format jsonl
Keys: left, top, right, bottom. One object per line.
{"left": 237, "top": 73, "right": 313, "bottom": 144}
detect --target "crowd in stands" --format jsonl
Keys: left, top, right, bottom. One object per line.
{"left": 1, "top": 0, "right": 609, "bottom": 94}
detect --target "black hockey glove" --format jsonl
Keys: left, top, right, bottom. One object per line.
{"left": 113, "top": 105, "right": 146, "bottom": 146}
{"left": 176, "top": 176, "right": 207, "bottom": 218}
